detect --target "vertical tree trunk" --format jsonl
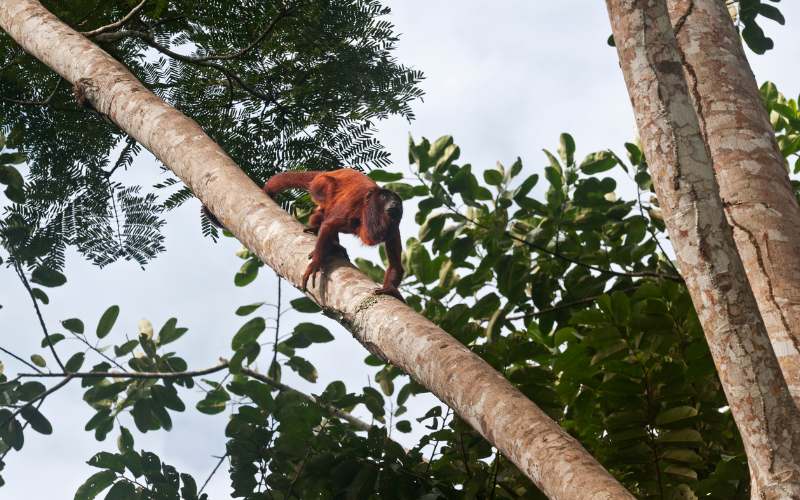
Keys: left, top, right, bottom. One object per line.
{"left": 665, "top": 0, "right": 800, "bottom": 407}
{"left": 605, "top": 0, "right": 800, "bottom": 496}
{"left": 0, "top": 1, "right": 636, "bottom": 498}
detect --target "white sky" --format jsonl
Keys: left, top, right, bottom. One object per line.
{"left": 1, "top": 2, "right": 798, "bottom": 498}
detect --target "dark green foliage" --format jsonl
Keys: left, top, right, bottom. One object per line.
{"left": 0, "top": 0, "right": 423, "bottom": 269}
{"left": 737, "top": 0, "right": 785, "bottom": 54}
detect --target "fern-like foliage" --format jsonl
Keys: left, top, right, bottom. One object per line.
{"left": 0, "top": 0, "right": 424, "bottom": 269}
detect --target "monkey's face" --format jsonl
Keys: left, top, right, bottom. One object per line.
{"left": 380, "top": 190, "right": 403, "bottom": 222}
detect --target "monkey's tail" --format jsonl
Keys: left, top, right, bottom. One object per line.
{"left": 263, "top": 171, "right": 323, "bottom": 197}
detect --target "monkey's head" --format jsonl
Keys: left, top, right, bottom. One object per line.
{"left": 378, "top": 189, "right": 403, "bottom": 222}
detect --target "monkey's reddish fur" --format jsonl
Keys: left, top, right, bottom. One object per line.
{"left": 265, "top": 169, "right": 405, "bottom": 301}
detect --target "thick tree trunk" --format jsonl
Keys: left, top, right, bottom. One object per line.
{"left": 665, "top": 0, "right": 800, "bottom": 407}
{"left": 605, "top": 0, "right": 800, "bottom": 497}
{"left": 0, "top": 1, "right": 635, "bottom": 498}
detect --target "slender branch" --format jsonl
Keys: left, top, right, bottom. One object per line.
{"left": 506, "top": 285, "right": 641, "bottom": 321}
{"left": 97, "top": 29, "right": 282, "bottom": 107}
{"left": 71, "top": 332, "right": 128, "bottom": 372}
{"left": 16, "top": 360, "right": 373, "bottom": 431}
{"left": 1, "top": 76, "right": 62, "bottom": 106}
{"left": 272, "top": 277, "right": 282, "bottom": 371}
{"left": 107, "top": 136, "right": 138, "bottom": 177}
{"left": 1, "top": 374, "right": 74, "bottom": 427}
{"left": 192, "top": 5, "right": 297, "bottom": 62}
{"left": 0, "top": 345, "right": 44, "bottom": 374}
{"left": 13, "top": 262, "right": 66, "bottom": 371}
{"left": 238, "top": 364, "right": 373, "bottom": 432}
{"left": 81, "top": 0, "right": 147, "bottom": 37}
{"left": 489, "top": 452, "right": 501, "bottom": 500}
{"left": 17, "top": 362, "right": 228, "bottom": 380}
{"left": 199, "top": 452, "right": 228, "bottom": 495}
{"left": 0, "top": 398, "right": 45, "bottom": 462}
{"left": 458, "top": 429, "right": 472, "bottom": 478}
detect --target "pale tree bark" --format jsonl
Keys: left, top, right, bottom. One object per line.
{"left": 0, "top": 1, "right": 635, "bottom": 498}
{"left": 605, "top": 0, "right": 800, "bottom": 497}
{"left": 665, "top": 0, "right": 800, "bottom": 406}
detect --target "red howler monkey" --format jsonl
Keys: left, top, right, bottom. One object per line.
{"left": 264, "top": 169, "right": 405, "bottom": 301}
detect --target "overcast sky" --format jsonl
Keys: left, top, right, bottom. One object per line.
{"left": 1, "top": 2, "right": 799, "bottom": 498}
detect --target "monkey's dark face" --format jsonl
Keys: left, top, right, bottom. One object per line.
{"left": 379, "top": 189, "right": 403, "bottom": 222}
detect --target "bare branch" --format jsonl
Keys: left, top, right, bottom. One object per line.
{"left": 81, "top": 0, "right": 147, "bottom": 37}
{"left": 13, "top": 262, "right": 66, "bottom": 372}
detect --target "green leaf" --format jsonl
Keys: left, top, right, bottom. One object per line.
{"left": 658, "top": 429, "right": 703, "bottom": 444}
{"left": 579, "top": 151, "right": 617, "bottom": 174}
{"left": 196, "top": 387, "right": 229, "bottom": 415}
{"left": 294, "top": 322, "right": 334, "bottom": 344}
{"left": 395, "top": 420, "right": 412, "bottom": 433}
{"left": 758, "top": 4, "right": 785, "bottom": 25}
{"left": 31, "top": 288, "right": 49, "bottom": 304}
{"left": 88, "top": 452, "right": 125, "bottom": 473}
{"left": 663, "top": 465, "right": 697, "bottom": 480}
{"left": 30, "top": 354, "right": 46, "bottom": 368}
{"left": 354, "top": 258, "right": 385, "bottom": 283}
{"left": 483, "top": 169, "right": 503, "bottom": 186}
{"left": 655, "top": 406, "right": 698, "bottom": 426}
{"left": 62, "top": 318, "right": 85, "bottom": 334}
{"left": 18, "top": 381, "right": 45, "bottom": 401}
{"left": 66, "top": 352, "right": 86, "bottom": 372}
{"left": 20, "top": 405, "right": 52, "bottom": 434}
{"left": 367, "top": 169, "right": 403, "bottom": 182}
{"left": 290, "top": 297, "right": 322, "bottom": 313}
{"left": 158, "top": 318, "right": 187, "bottom": 345}
{"left": 31, "top": 266, "right": 66, "bottom": 287}
{"left": 41, "top": 333, "right": 65, "bottom": 348}
{"left": 661, "top": 448, "right": 703, "bottom": 464}
{"left": 96, "top": 306, "right": 119, "bottom": 339}
{"left": 74, "top": 470, "right": 116, "bottom": 500}
{"left": 234, "top": 258, "right": 260, "bottom": 287}
{"left": 103, "top": 482, "right": 135, "bottom": 500}
{"left": 117, "top": 427, "right": 134, "bottom": 453}
{"left": 558, "top": 133, "right": 576, "bottom": 165}
{"left": 235, "top": 302, "right": 264, "bottom": 316}
{"left": 0, "top": 152, "right": 25, "bottom": 165}
{"left": 287, "top": 356, "right": 318, "bottom": 382}
{"left": 231, "top": 317, "right": 266, "bottom": 350}
{"left": 114, "top": 340, "right": 138, "bottom": 357}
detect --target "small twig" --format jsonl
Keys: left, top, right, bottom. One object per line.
{"left": 0, "top": 398, "right": 45, "bottom": 462}
{"left": 13, "top": 262, "right": 66, "bottom": 371}
{"left": 71, "top": 333, "right": 129, "bottom": 372}
{"left": 458, "top": 429, "right": 472, "bottom": 478}
{"left": 192, "top": 5, "right": 298, "bottom": 62}
{"left": 0, "top": 345, "right": 44, "bottom": 374}
{"left": 81, "top": 0, "right": 147, "bottom": 37}
{"left": 272, "top": 277, "right": 282, "bottom": 370}
{"left": 238, "top": 364, "right": 373, "bottom": 432}
{"left": 1, "top": 77, "right": 62, "bottom": 107}
{"left": 0, "top": 374, "right": 74, "bottom": 428}
{"left": 199, "top": 452, "right": 228, "bottom": 495}
{"left": 489, "top": 452, "right": 501, "bottom": 500}
{"left": 17, "top": 362, "right": 228, "bottom": 380}
{"left": 424, "top": 407, "right": 452, "bottom": 473}
{"left": 506, "top": 285, "right": 641, "bottom": 321}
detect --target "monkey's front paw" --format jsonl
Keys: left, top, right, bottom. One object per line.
{"left": 373, "top": 287, "right": 405, "bottom": 303}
